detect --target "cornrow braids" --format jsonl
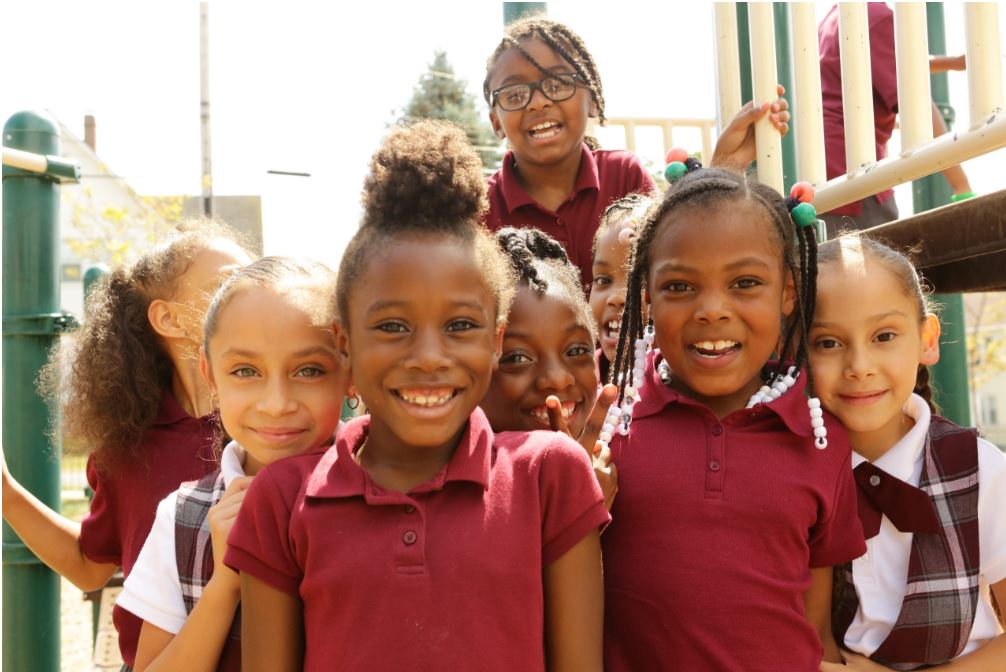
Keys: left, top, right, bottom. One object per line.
{"left": 593, "top": 192, "right": 655, "bottom": 255}
{"left": 483, "top": 17, "right": 606, "bottom": 127}
{"left": 612, "top": 167, "right": 820, "bottom": 404}
{"left": 818, "top": 233, "right": 939, "bottom": 414}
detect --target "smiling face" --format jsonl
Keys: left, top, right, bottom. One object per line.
{"left": 590, "top": 221, "right": 630, "bottom": 363}
{"left": 341, "top": 236, "right": 503, "bottom": 456}
{"left": 481, "top": 283, "right": 598, "bottom": 435}
{"left": 487, "top": 38, "right": 595, "bottom": 170}
{"left": 646, "top": 202, "right": 795, "bottom": 417}
{"left": 202, "top": 287, "right": 346, "bottom": 475}
{"left": 809, "top": 249, "right": 940, "bottom": 458}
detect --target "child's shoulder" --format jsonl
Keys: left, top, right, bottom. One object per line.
{"left": 492, "top": 429, "right": 592, "bottom": 473}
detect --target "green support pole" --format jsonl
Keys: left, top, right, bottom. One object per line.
{"left": 773, "top": 2, "right": 797, "bottom": 193}
{"left": 912, "top": 4, "right": 971, "bottom": 426}
{"left": 3, "top": 110, "right": 78, "bottom": 672}
{"left": 503, "top": 2, "right": 545, "bottom": 26}
{"left": 736, "top": 4, "right": 753, "bottom": 104}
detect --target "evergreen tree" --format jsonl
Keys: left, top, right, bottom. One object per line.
{"left": 400, "top": 51, "right": 501, "bottom": 171}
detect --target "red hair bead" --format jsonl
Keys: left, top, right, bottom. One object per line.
{"left": 665, "top": 147, "right": 689, "bottom": 165}
{"left": 790, "top": 181, "right": 815, "bottom": 204}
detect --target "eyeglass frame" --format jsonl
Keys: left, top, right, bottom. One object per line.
{"left": 490, "top": 72, "right": 587, "bottom": 112}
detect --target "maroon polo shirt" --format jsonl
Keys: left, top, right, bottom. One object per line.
{"left": 485, "top": 144, "right": 655, "bottom": 292}
{"left": 80, "top": 390, "right": 219, "bottom": 667}
{"left": 603, "top": 351, "right": 866, "bottom": 672}
{"left": 226, "top": 408, "right": 609, "bottom": 672}
{"left": 819, "top": 3, "right": 898, "bottom": 216}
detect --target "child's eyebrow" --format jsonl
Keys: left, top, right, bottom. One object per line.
{"left": 366, "top": 299, "right": 485, "bottom": 314}
{"left": 811, "top": 310, "right": 911, "bottom": 330}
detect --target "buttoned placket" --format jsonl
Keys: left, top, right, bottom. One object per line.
{"left": 705, "top": 416, "right": 725, "bottom": 500}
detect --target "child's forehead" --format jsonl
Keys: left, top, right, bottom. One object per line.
{"left": 490, "top": 38, "right": 574, "bottom": 84}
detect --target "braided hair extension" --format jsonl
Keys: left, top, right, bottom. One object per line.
{"left": 483, "top": 17, "right": 606, "bottom": 147}
{"left": 818, "top": 233, "right": 939, "bottom": 414}
{"left": 611, "top": 166, "right": 820, "bottom": 401}
{"left": 496, "top": 227, "right": 597, "bottom": 342}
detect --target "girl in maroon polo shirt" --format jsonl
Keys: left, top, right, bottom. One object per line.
{"left": 481, "top": 16, "right": 791, "bottom": 289}
{"left": 119, "top": 257, "right": 347, "bottom": 672}
{"left": 812, "top": 236, "right": 1006, "bottom": 671}
{"left": 2, "top": 220, "right": 252, "bottom": 668}
{"left": 480, "top": 226, "right": 617, "bottom": 509}
{"left": 603, "top": 166, "right": 865, "bottom": 671}
{"left": 226, "top": 121, "right": 609, "bottom": 672}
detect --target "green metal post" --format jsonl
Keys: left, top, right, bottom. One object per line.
{"left": 2, "top": 111, "right": 77, "bottom": 671}
{"left": 773, "top": 2, "right": 797, "bottom": 193}
{"left": 912, "top": 4, "right": 971, "bottom": 426}
{"left": 736, "top": 4, "right": 753, "bottom": 104}
{"left": 83, "top": 264, "right": 109, "bottom": 319}
{"left": 503, "top": 2, "right": 546, "bottom": 26}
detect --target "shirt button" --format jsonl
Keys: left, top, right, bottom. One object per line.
{"left": 404, "top": 505, "right": 416, "bottom": 514}
{"left": 709, "top": 461, "right": 721, "bottom": 471}
{"left": 869, "top": 475, "right": 881, "bottom": 486}
{"left": 712, "top": 425, "right": 723, "bottom": 436}
{"left": 402, "top": 530, "right": 418, "bottom": 545}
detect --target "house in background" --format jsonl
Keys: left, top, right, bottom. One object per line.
{"left": 56, "top": 114, "right": 262, "bottom": 319}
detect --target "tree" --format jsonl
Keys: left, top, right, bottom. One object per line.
{"left": 400, "top": 51, "right": 501, "bottom": 171}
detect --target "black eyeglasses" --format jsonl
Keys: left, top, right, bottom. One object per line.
{"left": 490, "top": 73, "right": 585, "bottom": 111}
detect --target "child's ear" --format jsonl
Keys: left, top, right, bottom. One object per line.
{"left": 148, "top": 299, "right": 186, "bottom": 339}
{"left": 489, "top": 111, "right": 505, "bottom": 140}
{"left": 588, "top": 99, "right": 599, "bottom": 119}
{"left": 492, "top": 323, "right": 506, "bottom": 371}
{"left": 920, "top": 313, "right": 941, "bottom": 366}
{"left": 198, "top": 346, "right": 217, "bottom": 398}
{"left": 334, "top": 322, "right": 352, "bottom": 368}
{"left": 781, "top": 271, "right": 797, "bottom": 317}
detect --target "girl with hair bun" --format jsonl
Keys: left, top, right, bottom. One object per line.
{"left": 2, "top": 220, "right": 252, "bottom": 667}
{"left": 811, "top": 235, "right": 1006, "bottom": 671}
{"left": 226, "top": 120, "right": 609, "bottom": 672}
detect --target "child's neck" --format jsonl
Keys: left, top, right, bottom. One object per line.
{"left": 848, "top": 411, "right": 916, "bottom": 463}
{"left": 356, "top": 423, "right": 464, "bottom": 493}
{"left": 513, "top": 146, "right": 583, "bottom": 212}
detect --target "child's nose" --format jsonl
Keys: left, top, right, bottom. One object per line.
{"left": 405, "top": 328, "right": 451, "bottom": 372}
{"left": 843, "top": 346, "right": 877, "bottom": 379}
{"left": 258, "top": 379, "right": 297, "bottom": 416}
{"left": 526, "top": 85, "right": 553, "bottom": 111}
{"left": 535, "top": 356, "right": 575, "bottom": 392}
{"left": 693, "top": 291, "right": 732, "bottom": 323}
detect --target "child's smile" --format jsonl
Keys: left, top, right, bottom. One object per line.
{"left": 590, "top": 224, "right": 629, "bottom": 363}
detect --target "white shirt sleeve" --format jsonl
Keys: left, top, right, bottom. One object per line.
{"left": 116, "top": 491, "right": 188, "bottom": 635}
{"left": 978, "top": 438, "right": 1006, "bottom": 585}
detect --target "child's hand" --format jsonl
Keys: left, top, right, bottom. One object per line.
{"left": 207, "top": 476, "right": 253, "bottom": 581}
{"left": 547, "top": 385, "right": 619, "bottom": 510}
{"left": 837, "top": 651, "right": 887, "bottom": 671}
{"left": 711, "top": 84, "right": 790, "bottom": 172}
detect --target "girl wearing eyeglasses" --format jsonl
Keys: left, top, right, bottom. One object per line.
{"left": 481, "top": 16, "right": 790, "bottom": 292}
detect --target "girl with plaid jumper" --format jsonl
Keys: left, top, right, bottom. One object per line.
{"left": 812, "top": 235, "right": 1006, "bottom": 671}
{"left": 117, "top": 257, "right": 347, "bottom": 672}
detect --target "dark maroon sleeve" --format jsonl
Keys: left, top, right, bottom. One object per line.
{"left": 224, "top": 466, "right": 303, "bottom": 595}
{"left": 869, "top": 5, "right": 899, "bottom": 113}
{"left": 539, "top": 435, "right": 611, "bottom": 566}
{"left": 808, "top": 444, "right": 867, "bottom": 568}
{"left": 78, "top": 455, "right": 123, "bottom": 566}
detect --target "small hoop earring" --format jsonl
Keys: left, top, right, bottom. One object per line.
{"left": 346, "top": 395, "right": 360, "bottom": 410}
{"left": 209, "top": 393, "right": 219, "bottom": 410}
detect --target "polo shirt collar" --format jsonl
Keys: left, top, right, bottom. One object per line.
{"left": 497, "top": 143, "right": 599, "bottom": 214}
{"left": 851, "top": 393, "right": 929, "bottom": 485}
{"left": 220, "top": 441, "right": 246, "bottom": 488}
{"left": 305, "top": 409, "right": 493, "bottom": 499}
{"left": 629, "top": 350, "right": 814, "bottom": 436}
{"left": 152, "top": 389, "right": 200, "bottom": 426}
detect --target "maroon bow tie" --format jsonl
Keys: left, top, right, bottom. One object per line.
{"left": 853, "top": 462, "right": 942, "bottom": 540}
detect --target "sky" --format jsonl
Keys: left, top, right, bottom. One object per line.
{"left": 3, "top": 1, "right": 1005, "bottom": 272}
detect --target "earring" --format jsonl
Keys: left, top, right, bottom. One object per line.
{"left": 209, "top": 392, "right": 219, "bottom": 410}
{"left": 346, "top": 395, "right": 360, "bottom": 410}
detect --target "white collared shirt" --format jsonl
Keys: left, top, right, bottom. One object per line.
{"left": 844, "top": 394, "right": 1006, "bottom": 657}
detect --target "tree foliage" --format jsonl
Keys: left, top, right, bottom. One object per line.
{"left": 400, "top": 51, "right": 501, "bottom": 171}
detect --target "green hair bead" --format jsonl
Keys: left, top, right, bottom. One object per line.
{"left": 664, "top": 161, "right": 687, "bottom": 183}
{"left": 791, "top": 202, "right": 817, "bottom": 228}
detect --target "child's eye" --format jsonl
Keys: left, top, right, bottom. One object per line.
{"left": 230, "top": 366, "right": 259, "bottom": 378}
{"left": 875, "top": 331, "right": 897, "bottom": 343}
{"left": 295, "top": 366, "right": 326, "bottom": 378}
{"left": 376, "top": 321, "right": 408, "bottom": 334}
{"left": 814, "top": 338, "right": 842, "bottom": 350}
{"left": 593, "top": 274, "right": 612, "bottom": 287}
{"left": 733, "top": 277, "right": 762, "bottom": 289}
{"left": 566, "top": 344, "right": 592, "bottom": 358}
{"left": 663, "top": 281, "right": 691, "bottom": 293}
{"left": 446, "top": 319, "right": 480, "bottom": 332}
{"left": 500, "top": 351, "right": 533, "bottom": 365}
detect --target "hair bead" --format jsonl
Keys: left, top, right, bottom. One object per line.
{"left": 790, "top": 202, "right": 818, "bottom": 229}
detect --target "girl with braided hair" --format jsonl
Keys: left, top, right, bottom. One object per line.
{"left": 226, "top": 121, "right": 609, "bottom": 671}
{"left": 600, "top": 164, "right": 865, "bottom": 671}
{"left": 482, "top": 16, "right": 791, "bottom": 291}
{"left": 810, "top": 235, "right": 1006, "bottom": 671}
{"left": 481, "top": 226, "right": 617, "bottom": 509}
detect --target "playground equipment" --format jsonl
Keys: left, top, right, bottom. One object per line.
{"left": 2, "top": 110, "right": 80, "bottom": 672}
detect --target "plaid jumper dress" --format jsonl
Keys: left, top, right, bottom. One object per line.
{"left": 833, "top": 416, "right": 980, "bottom": 670}
{"left": 174, "top": 470, "right": 242, "bottom": 642}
